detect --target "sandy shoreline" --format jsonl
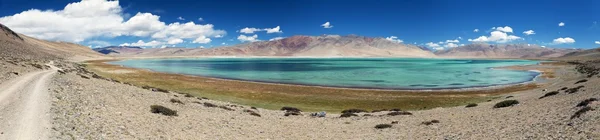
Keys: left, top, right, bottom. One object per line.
{"left": 46, "top": 58, "right": 599, "bottom": 139}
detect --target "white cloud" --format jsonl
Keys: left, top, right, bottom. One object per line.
{"left": 0, "top": 0, "right": 225, "bottom": 44}
{"left": 321, "top": 22, "right": 333, "bottom": 28}
{"left": 426, "top": 42, "right": 440, "bottom": 47}
{"left": 177, "top": 16, "right": 185, "bottom": 20}
{"left": 239, "top": 26, "right": 282, "bottom": 34}
{"left": 198, "top": 17, "right": 203, "bottom": 21}
{"left": 444, "top": 43, "right": 459, "bottom": 48}
{"left": 445, "top": 39, "right": 459, "bottom": 43}
{"left": 151, "top": 22, "right": 225, "bottom": 44}
{"left": 523, "top": 30, "right": 535, "bottom": 35}
{"left": 238, "top": 34, "right": 259, "bottom": 42}
{"left": 595, "top": 41, "right": 600, "bottom": 44}
{"left": 541, "top": 46, "right": 546, "bottom": 48}
{"left": 167, "top": 38, "right": 183, "bottom": 44}
{"left": 438, "top": 41, "right": 443, "bottom": 44}
{"left": 269, "top": 37, "right": 285, "bottom": 41}
{"left": 192, "top": 36, "right": 211, "bottom": 44}
{"left": 458, "top": 37, "right": 462, "bottom": 40}
{"left": 265, "top": 26, "right": 282, "bottom": 33}
{"left": 559, "top": 22, "right": 565, "bottom": 27}
{"left": 239, "top": 27, "right": 261, "bottom": 34}
{"left": 385, "top": 36, "right": 403, "bottom": 43}
{"left": 492, "top": 26, "right": 513, "bottom": 33}
{"left": 473, "top": 29, "right": 479, "bottom": 32}
{"left": 468, "top": 31, "right": 522, "bottom": 43}
{"left": 120, "top": 40, "right": 164, "bottom": 47}
{"left": 552, "top": 37, "right": 575, "bottom": 44}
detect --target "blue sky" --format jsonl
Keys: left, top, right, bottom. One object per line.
{"left": 1, "top": 0, "right": 599, "bottom": 49}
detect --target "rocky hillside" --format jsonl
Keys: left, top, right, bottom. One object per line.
{"left": 558, "top": 47, "right": 600, "bottom": 60}
{"left": 98, "top": 35, "right": 436, "bottom": 57}
{"left": 435, "top": 43, "right": 579, "bottom": 59}
{"left": 0, "top": 23, "right": 105, "bottom": 61}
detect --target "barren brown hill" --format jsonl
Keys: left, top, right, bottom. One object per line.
{"left": 435, "top": 43, "right": 579, "bottom": 59}
{"left": 97, "top": 35, "right": 436, "bottom": 57}
{"left": 0, "top": 23, "right": 106, "bottom": 61}
{"left": 558, "top": 47, "right": 600, "bottom": 60}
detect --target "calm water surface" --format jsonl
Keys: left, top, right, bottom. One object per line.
{"left": 110, "top": 58, "right": 540, "bottom": 89}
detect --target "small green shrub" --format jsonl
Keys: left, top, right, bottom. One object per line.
{"left": 576, "top": 98, "right": 598, "bottom": 107}
{"left": 150, "top": 105, "right": 178, "bottom": 116}
{"left": 341, "top": 109, "right": 367, "bottom": 114}
{"left": 560, "top": 87, "right": 568, "bottom": 90}
{"left": 281, "top": 107, "right": 302, "bottom": 112}
{"left": 494, "top": 100, "right": 519, "bottom": 108}
{"left": 170, "top": 99, "right": 184, "bottom": 104}
{"left": 465, "top": 103, "right": 478, "bottom": 108}
{"left": 218, "top": 105, "right": 235, "bottom": 111}
{"left": 374, "top": 124, "right": 392, "bottom": 129}
{"left": 284, "top": 111, "right": 301, "bottom": 116}
{"left": 339, "top": 113, "right": 358, "bottom": 118}
{"left": 203, "top": 102, "right": 218, "bottom": 107}
{"left": 566, "top": 86, "right": 585, "bottom": 94}
{"left": 387, "top": 111, "right": 412, "bottom": 116}
{"left": 574, "top": 79, "right": 588, "bottom": 84}
{"left": 249, "top": 112, "right": 261, "bottom": 117}
{"left": 571, "top": 106, "right": 593, "bottom": 119}
{"left": 539, "top": 91, "right": 559, "bottom": 99}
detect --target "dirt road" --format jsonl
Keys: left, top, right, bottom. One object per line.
{"left": 0, "top": 65, "right": 57, "bottom": 140}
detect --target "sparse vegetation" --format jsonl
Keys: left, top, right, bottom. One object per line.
{"left": 218, "top": 105, "right": 235, "bottom": 111}
{"left": 251, "top": 107, "right": 257, "bottom": 110}
{"left": 153, "top": 88, "right": 170, "bottom": 93}
{"left": 389, "top": 108, "right": 402, "bottom": 112}
{"left": 249, "top": 112, "right": 261, "bottom": 117}
{"left": 574, "top": 79, "right": 588, "bottom": 84}
{"left": 371, "top": 109, "right": 388, "bottom": 113}
{"left": 284, "top": 111, "right": 301, "bottom": 116}
{"left": 170, "top": 99, "right": 184, "bottom": 104}
{"left": 79, "top": 75, "right": 89, "bottom": 79}
{"left": 494, "top": 100, "right": 519, "bottom": 108}
{"left": 576, "top": 98, "right": 598, "bottom": 107}
{"left": 571, "top": 106, "right": 594, "bottom": 119}
{"left": 281, "top": 107, "right": 302, "bottom": 112}
{"left": 505, "top": 96, "right": 514, "bottom": 98}
{"left": 465, "top": 103, "right": 478, "bottom": 108}
{"left": 183, "top": 93, "right": 194, "bottom": 97}
{"left": 150, "top": 105, "right": 178, "bottom": 116}
{"left": 341, "top": 109, "right": 367, "bottom": 114}
{"left": 387, "top": 111, "right": 412, "bottom": 116}
{"left": 539, "top": 91, "right": 559, "bottom": 99}
{"left": 374, "top": 124, "right": 392, "bottom": 129}
{"left": 560, "top": 87, "right": 568, "bottom": 90}
{"left": 565, "top": 86, "right": 585, "bottom": 94}
{"left": 203, "top": 102, "right": 218, "bottom": 107}
{"left": 421, "top": 120, "right": 440, "bottom": 125}
{"left": 339, "top": 113, "right": 358, "bottom": 118}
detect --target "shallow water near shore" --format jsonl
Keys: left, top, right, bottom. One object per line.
{"left": 110, "top": 58, "right": 539, "bottom": 89}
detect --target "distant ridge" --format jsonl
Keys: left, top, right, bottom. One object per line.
{"left": 96, "top": 35, "right": 436, "bottom": 57}
{"left": 435, "top": 43, "right": 579, "bottom": 59}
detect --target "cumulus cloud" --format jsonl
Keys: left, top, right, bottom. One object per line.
{"left": 595, "top": 41, "right": 600, "bottom": 44}
{"left": 468, "top": 31, "right": 522, "bottom": 43}
{"left": 426, "top": 42, "right": 440, "bottom": 47}
{"left": 265, "top": 26, "right": 282, "bottom": 33}
{"left": 445, "top": 39, "right": 459, "bottom": 43}
{"left": 87, "top": 40, "right": 111, "bottom": 47}
{"left": 559, "top": 22, "right": 565, "bottom": 27}
{"left": 385, "top": 36, "right": 403, "bottom": 43}
{"left": 269, "top": 37, "right": 285, "bottom": 41}
{"left": 0, "top": 0, "right": 225, "bottom": 44}
{"left": 458, "top": 37, "right": 462, "bottom": 40}
{"left": 177, "top": 16, "right": 185, "bottom": 20}
{"left": 238, "top": 34, "right": 259, "bottom": 42}
{"left": 523, "top": 30, "right": 535, "bottom": 35}
{"left": 473, "top": 29, "right": 479, "bottom": 32}
{"left": 239, "top": 26, "right": 282, "bottom": 34}
{"left": 167, "top": 38, "right": 183, "bottom": 44}
{"left": 192, "top": 36, "right": 211, "bottom": 43}
{"left": 492, "top": 26, "right": 513, "bottom": 33}
{"left": 552, "top": 37, "right": 575, "bottom": 44}
{"left": 120, "top": 40, "right": 164, "bottom": 47}
{"left": 198, "top": 17, "right": 203, "bottom": 21}
{"left": 444, "top": 43, "right": 459, "bottom": 48}
{"left": 321, "top": 22, "right": 333, "bottom": 28}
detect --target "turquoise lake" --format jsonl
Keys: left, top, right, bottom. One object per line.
{"left": 110, "top": 58, "right": 540, "bottom": 90}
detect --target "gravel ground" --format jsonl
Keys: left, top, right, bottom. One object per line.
{"left": 48, "top": 63, "right": 599, "bottom": 139}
